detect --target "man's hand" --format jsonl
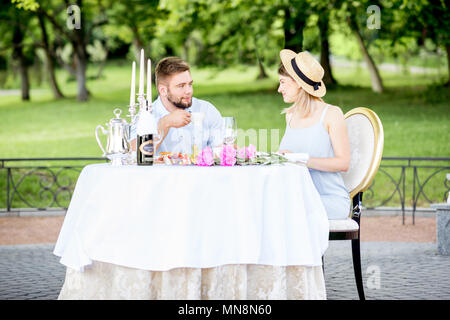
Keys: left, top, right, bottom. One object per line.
{"left": 164, "top": 109, "right": 191, "bottom": 128}
{"left": 154, "top": 109, "right": 191, "bottom": 153}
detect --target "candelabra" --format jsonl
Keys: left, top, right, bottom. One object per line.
{"left": 127, "top": 101, "right": 138, "bottom": 129}
{"left": 127, "top": 93, "right": 146, "bottom": 131}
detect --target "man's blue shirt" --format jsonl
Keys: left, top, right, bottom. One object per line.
{"left": 132, "top": 96, "right": 223, "bottom": 154}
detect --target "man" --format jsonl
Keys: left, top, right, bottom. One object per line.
{"left": 132, "top": 57, "right": 223, "bottom": 154}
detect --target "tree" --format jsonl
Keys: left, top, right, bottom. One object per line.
{"left": 158, "top": 0, "right": 285, "bottom": 79}
{"left": 37, "top": 0, "right": 108, "bottom": 101}
{"left": 2, "top": 1, "right": 34, "bottom": 100}
{"left": 282, "top": 0, "right": 311, "bottom": 53}
{"left": 337, "top": 0, "right": 384, "bottom": 93}
{"left": 12, "top": 11, "right": 31, "bottom": 100}
{"left": 37, "top": 13, "right": 64, "bottom": 98}
{"left": 310, "top": 0, "right": 339, "bottom": 86}
{"left": 398, "top": 0, "right": 450, "bottom": 86}
{"left": 104, "top": 0, "right": 162, "bottom": 62}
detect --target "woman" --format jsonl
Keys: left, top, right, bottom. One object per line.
{"left": 277, "top": 49, "right": 351, "bottom": 220}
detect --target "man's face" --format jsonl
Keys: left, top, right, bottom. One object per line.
{"left": 165, "top": 71, "right": 194, "bottom": 109}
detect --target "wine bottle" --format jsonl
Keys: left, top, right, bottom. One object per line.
{"left": 137, "top": 133, "right": 154, "bottom": 165}
{"left": 136, "top": 102, "right": 157, "bottom": 166}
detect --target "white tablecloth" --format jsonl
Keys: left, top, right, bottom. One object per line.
{"left": 54, "top": 163, "right": 329, "bottom": 272}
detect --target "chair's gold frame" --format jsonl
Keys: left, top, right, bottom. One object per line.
{"left": 344, "top": 107, "right": 384, "bottom": 200}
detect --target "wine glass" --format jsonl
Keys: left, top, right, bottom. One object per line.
{"left": 222, "top": 117, "right": 237, "bottom": 145}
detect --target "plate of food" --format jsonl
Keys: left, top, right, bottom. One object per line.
{"left": 155, "top": 152, "right": 193, "bottom": 165}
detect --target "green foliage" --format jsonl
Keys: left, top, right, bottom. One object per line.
{"left": 0, "top": 0, "right": 449, "bottom": 96}
{"left": 11, "top": 0, "right": 39, "bottom": 11}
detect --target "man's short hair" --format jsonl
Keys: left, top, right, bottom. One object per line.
{"left": 155, "top": 57, "right": 190, "bottom": 86}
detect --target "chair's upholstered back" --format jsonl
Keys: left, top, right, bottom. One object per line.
{"left": 341, "top": 108, "right": 384, "bottom": 199}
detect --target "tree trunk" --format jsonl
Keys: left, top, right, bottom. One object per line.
{"left": 96, "top": 56, "right": 107, "bottom": 79}
{"left": 55, "top": 50, "right": 77, "bottom": 78}
{"left": 183, "top": 41, "right": 190, "bottom": 62}
{"left": 94, "top": 40, "right": 109, "bottom": 79}
{"left": 18, "top": 56, "right": 30, "bottom": 101}
{"left": 283, "top": 8, "right": 305, "bottom": 52}
{"left": 33, "top": 54, "right": 43, "bottom": 87}
{"left": 74, "top": 45, "right": 89, "bottom": 101}
{"left": 12, "top": 24, "right": 30, "bottom": 101}
{"left": 165, "top": 45, "right": 174, "bottom": 57}
{"left": 72, "top": 2, "right": 89, "bottom": 102}
{"left": 318, "top": 11, "right": 337, "bottom": 86}
{"left": 446, "top": 44, "right": 450, "bottom": 86}
{"left": 131, "top": 26, "right": 145, "bottom": 61}
{"left": 37, "top": 15, "right": 64, "bottom": 99}
{"left": 348, "top": 16, "right": 384, "bottom": 93}
{"left": 194, "top": 37, "right": 203, "bottom": 65}
{"left": 254, "top": 43, "right": 268, "bottom": 80}
{"left": 257, "top": 58, "right": 268, "bottom": 79}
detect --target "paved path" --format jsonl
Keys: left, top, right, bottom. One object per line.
{"left": 0, "top": 241, "right": 449, "bottom": 300}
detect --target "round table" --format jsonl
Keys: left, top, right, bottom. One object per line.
{"left": 54, "top": 163, "right": 329, "bottom": 299}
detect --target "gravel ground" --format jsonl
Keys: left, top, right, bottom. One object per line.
{"left": 1, "top": 241, "right": 449, "bottom": 300}
{"left": 0, "top": 213, "right": 446, "bottom": 301}
{"left": 0, "top": 215, "right": 437, "bottom": 245}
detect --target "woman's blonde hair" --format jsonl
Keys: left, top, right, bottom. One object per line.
{"left": 278, "top": 63, "right": 323, "bottom": 118}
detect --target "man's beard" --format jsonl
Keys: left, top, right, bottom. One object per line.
{"left": 167, "top": 91, "right": 192, "bottom": 109}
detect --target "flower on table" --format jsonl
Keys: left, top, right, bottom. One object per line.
{"left": 246, "top": 144, "right": 257, "bottom": 159}
{"left": 236, "top": 144, "right": 259, "bottom": 165}
{"left": 194, "top": 144, "right": 291, "bottom": 167}
{"left": 220, "top": 145, "right": 237, "bottom": 166}
{"left": 196, "top": 147, "right": 215, "bottom": 166}
{"left": 237, "top": 147, "right": 246, "bottom": 160}
{"left": 237, "top": 144, "right": 257, "bottom": 160}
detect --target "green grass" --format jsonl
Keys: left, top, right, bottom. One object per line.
{"left": 0, "top": 61, "right": 449, "bottom": 209}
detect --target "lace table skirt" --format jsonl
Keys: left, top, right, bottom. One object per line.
{"left": 58, "top": 261, "right": 326, "bottom": 300}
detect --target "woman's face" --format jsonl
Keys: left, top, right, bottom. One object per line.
{"left": 278, "top": 74, "right": 300, "bottom": 103}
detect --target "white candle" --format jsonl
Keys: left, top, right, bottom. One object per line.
{"left": 139, "top": 48, "right": 144, "bottom": 96}
{"left": 147, "top": 59, "right": 151, "bottom": 103}
{"left": 130, "top": 61, "right": 136, "bottom": 106}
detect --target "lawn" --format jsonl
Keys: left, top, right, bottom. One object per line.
{"left": 0, "top": 61, "right": 448, "bottom": 209}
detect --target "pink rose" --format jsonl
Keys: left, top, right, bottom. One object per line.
{"left": 196, "top": 147, "right": 214, "bottom": 166}
{"left": 246, "top": 144, "right": 257, "bottom": 159}
{"left": 237, "top": 147, "right": 247, "bottom": 159}
{"left": 237, "top": 144, "right": 257, "bottom": 160}
{"left": 202, "top": 148, "right": 215, "bottom": 166}
{"left": 220, "top": 145, "right": 236, "bottom": 166}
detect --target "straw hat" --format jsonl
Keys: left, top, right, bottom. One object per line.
{"left": 280, "top": 49, "right": 326, "bottom": 98}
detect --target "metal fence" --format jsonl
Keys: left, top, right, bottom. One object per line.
{"left": 364, "top": 157, "right": 450, "bottom": 224}
{"left": 1, "top": 157, "right": 449, "bottom": 224}
{"left": 0, "top": 158, "right": 106, "bottom": 212}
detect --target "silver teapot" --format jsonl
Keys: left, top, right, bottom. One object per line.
{"left": 95, "top": 108, "right": 130, "bottom": 165}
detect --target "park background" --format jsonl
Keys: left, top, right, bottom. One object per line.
{"left": 0, "top": 0, "right": 449, "bottom": 214}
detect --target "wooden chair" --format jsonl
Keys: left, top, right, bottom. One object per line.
{"left": 325, "top": 107, "right": 384, "bottom": 300}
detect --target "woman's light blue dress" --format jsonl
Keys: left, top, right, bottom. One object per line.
{"left": 279, "top": 105, "right": 350, "bottom": 220}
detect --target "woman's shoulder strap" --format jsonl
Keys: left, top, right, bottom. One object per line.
{"left": 319, "top": 105, "right": 329, "bottom": 123}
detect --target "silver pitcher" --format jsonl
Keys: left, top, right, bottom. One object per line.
{"left": 95, "top": 108, "right": 130, "bottom": 165}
